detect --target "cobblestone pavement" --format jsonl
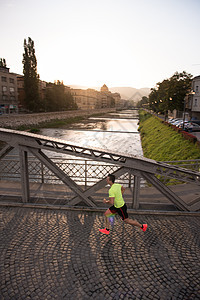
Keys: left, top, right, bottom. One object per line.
{"left": 0, "top": 207, "right": 200, "bottom": 300}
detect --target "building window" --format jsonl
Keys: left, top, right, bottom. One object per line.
{"left": 1, "top": 76, "right": 7, "bottom": 82}
{"left": 9, "top": 78, "right": 15, "bottom": 84}
{"left": 194, "top": 99, "right": 198, "bottom": 107}
{"left": 196, "top": 86, "right": 199, "bottom": 92}
{"left": 2, "top": 86, "right": 7, "bottom": 92}
{"left": 9, "top": 87, "right": 15, "bottom": 93}
{"left": 2, "top": 95, "right": 7, "bottom": 100}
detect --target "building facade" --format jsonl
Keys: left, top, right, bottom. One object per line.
{"left": 0, "top": 66, "right": 18, "bottom": 114}
{"left": 70, "top": 84, "right": 122, "bottom": 110}
{"left": 70, "top": 88, "right": 98, "bottom": 110}
{"left": 186, "top": 75, "right": 200, "bottom": 119}
{"left": 1, "top": 61, "right": 124, "bottom": 113}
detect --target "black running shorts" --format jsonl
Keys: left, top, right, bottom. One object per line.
{"left": 109, "top": 204, "right": 128, "bottom": 220}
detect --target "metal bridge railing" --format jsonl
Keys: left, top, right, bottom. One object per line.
{"left": 0, "top": 155, "right": 135, "bottom": 188}
{"left": 1, "top": 156, "right": 200, "bottom": 188}
{"left": 0, "top": 128, "right": 200, "bottom": 211}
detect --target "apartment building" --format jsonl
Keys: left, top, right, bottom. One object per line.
{"left": 186, "top": 75, "right": 200, "bottom": 119}
{"left": 0, "top": 66, "right": 18, "bottom": 114}
{"left": 112, "top": 92, "right": 123, "bottom": 109}
{"left": 0, "top": 60, "right": 123, "bottom": 113}
{"left": 70, "top": 85, "right": 121, "bottom": 110}
{"left": 70, "top": 89, "right": 96, "bottom": 110}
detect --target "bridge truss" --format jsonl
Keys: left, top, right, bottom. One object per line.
{"left": 0, "top": 128, "right": 200, "bottom": 211}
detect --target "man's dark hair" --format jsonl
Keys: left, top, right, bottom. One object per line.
{"left": 108, "top": 174, "right": 115, "bottom": 183}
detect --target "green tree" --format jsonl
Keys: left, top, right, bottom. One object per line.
{"left": 136, "top": 96, "right": 149, "bottom": 108}
{"left": 45, "top": 81, "right": 77, "bottom": 112}
{"left": 149, "top": 71, "right": 192, "bottom": 114}
{"left": 22, "top": 37, "right": 40, "bottom": 112}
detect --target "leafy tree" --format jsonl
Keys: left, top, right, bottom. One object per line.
{"left": 22, "top": 37, "right": 40, "bottom": 112}
{"left": 149, "top": 71, "right": 192, "bottom": 114}
{"left": 45, "top": 81, "right": 77, "bottom": 112}
{"left": 136, "top": 96, "right": 149, "bottom": 108}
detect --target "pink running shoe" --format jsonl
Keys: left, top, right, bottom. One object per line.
{"left": 141, "top": 224, "right": 148, "bottom": 232}
{"left": 99, "top": 228, "right": 110, "bottom": 235}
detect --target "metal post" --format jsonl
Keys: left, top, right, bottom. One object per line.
{"left": 85, "top": 160, "right": 87, "bottom": 189}
{"left": 132, "top": 175, "right": 140, "bottom": 209}
{"left": 19, "top": 147, "right": 30, "bottom": 203}
{"left": 183, "top": 98, "right": 186, "bottom": 130}
{"left": 41, "top": 162, "right": 44, "bottom": 183}
{"left": 128, "top": 173, "right": 132, "bottom": 188}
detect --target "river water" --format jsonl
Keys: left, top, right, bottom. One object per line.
{"left": 40, "top": 110, "right": 143, "bottom": 157}
{"left": 1, "top": 110, "right": 143, "bottom": 186}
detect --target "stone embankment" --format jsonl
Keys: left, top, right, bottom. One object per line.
{"left": 0, "top": 108, "right": 115, "bottom": 128}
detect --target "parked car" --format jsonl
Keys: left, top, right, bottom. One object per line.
{"left": 177, "top": 121, "right": 190, "bottom": 129}
{"left": 168, "top": 118, "right": 180, "bottom": 124}
{"left": 184, "top": 122, "right": 200, "bottom": 132}
{"left": 190, "top": 119, "right": 200, "bottom": 126}
{"left": 172, "top": 119, "right": 183, "bottom": 126}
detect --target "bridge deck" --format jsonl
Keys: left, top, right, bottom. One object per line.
{"left": 1, "top": 180, "right": 200, "bottom": 212}
{"left": 1, "top": 128, "right": 200, "bottom": 211}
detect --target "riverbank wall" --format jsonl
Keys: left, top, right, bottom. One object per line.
{"left": 0, "top": 108, "right": 116, "bottom": 129}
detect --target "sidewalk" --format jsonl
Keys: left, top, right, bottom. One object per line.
{"left": 0, "top": 206, "right": 199, "bottom": 299}
{"left": 191, "top": 131, "right": 200, "bottom": 141}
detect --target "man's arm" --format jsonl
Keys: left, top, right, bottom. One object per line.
{"left": 121, "top": 185, "right": 125, "bottom": 194}
{"left": 103, "top": 197, "right": 114, "bottom": 205}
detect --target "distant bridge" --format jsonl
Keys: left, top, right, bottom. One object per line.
{"left": 0, "top": 128, "right": 200, "bottom": 212}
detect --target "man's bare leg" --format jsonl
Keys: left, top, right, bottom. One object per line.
{"left": 104, "top": 209, "right": 112, "bottom": 230}
{"left": 124, "top": 218, "right": 142, "bottom": 228}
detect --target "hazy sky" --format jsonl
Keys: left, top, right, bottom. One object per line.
{"left": 1, "top": 0, "right": 200, "bottom": 89}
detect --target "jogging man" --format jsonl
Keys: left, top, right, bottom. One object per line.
{"left": 99, "top": 174, "right": 148, "bottom": 235}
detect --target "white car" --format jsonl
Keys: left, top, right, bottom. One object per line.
{"left": 172, "top": 120, "right": 183, "bottom": 126}
{"left": 184, "top": 122, "right": 200, "bottom": 132}
{"left": 168, "top": 118, "right": 180, "bottom": 124}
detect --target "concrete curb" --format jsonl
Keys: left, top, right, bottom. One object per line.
{"left": 0, "top": 201, "right": 200, "bottom": 216}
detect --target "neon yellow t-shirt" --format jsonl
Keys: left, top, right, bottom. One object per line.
{"left": 109, "top": 183, "right": 125, "bottom": 208}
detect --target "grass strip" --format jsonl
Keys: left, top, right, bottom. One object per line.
{"left": 138, "top": 111, "right": 200, "bottom": 161}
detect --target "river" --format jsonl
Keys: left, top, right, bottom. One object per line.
{"left": 1, "top": 110, "right": 143, "bottom": 186}
{"left": 40, "top": 109, "right": 143, "bottom": 157}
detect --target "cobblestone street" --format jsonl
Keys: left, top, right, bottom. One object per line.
{"left": 0, "top": 206, "right": 200, "bottom": 300}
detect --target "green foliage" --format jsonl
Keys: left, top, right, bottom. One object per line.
{"left": 28, "top": 128, "right": 40, "bottom": 133}
{"left": 138, "top": 110, "right": 151, "bottom": 122}
{"left": 16, "top": 116, "right": 85, "bottom": 131}
{"left": 23, "top": 37, "right": 40, "bottom": 112}
{"left": 139, "top": 114, "right": 200, "bottom": 161}
{"left": 149, "top": 71, "right": 192, "bottom": 113}
{"left": 40, "top": 116, "right": 84, "bottom": 128}
{"left": 136, "top": 96, "right": 149, "bottom": 108}
{"left": 45, "top": 81, "right": 77, "bottom": 112}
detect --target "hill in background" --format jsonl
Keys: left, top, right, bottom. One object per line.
{"left": 68, "top": 85, "right": 150, "bottom": 102}
{"left": 109, "top": 87, "right": 150, "bottom": 101}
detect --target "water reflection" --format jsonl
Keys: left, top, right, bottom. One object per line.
{"left": 40, "top": 110, "right": 143, "bottom": 157}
